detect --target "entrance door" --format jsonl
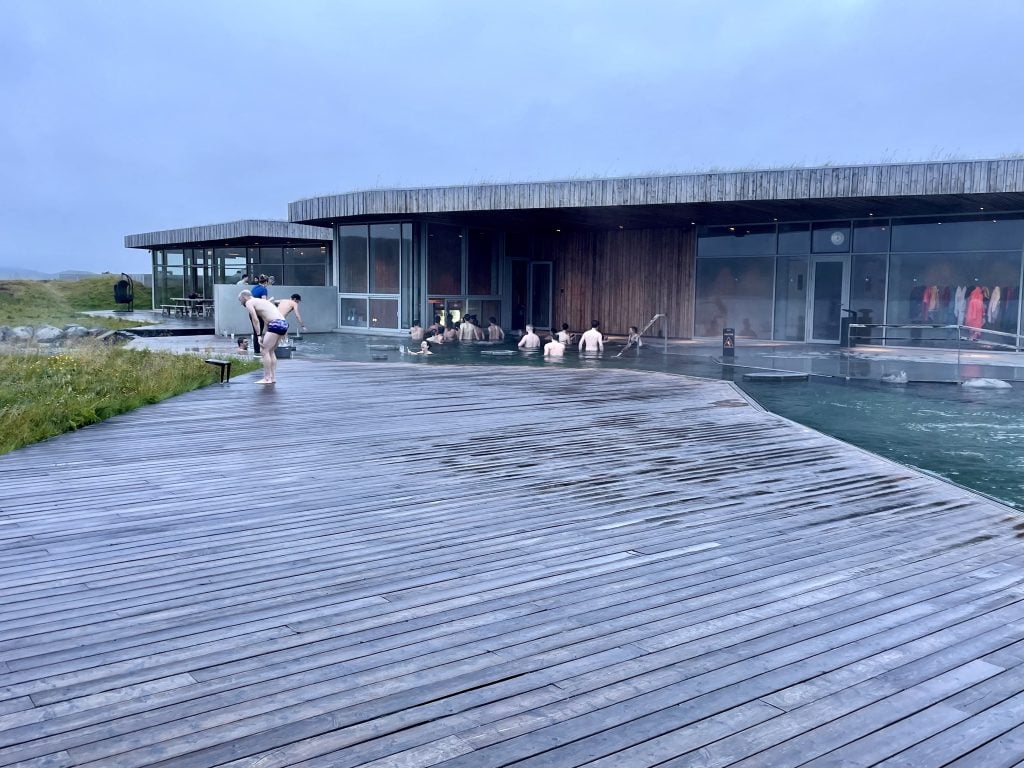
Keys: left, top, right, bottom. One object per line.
{"left": 528, "top": 261, "right": 553, "bottom": 329}
{"left": 806, "top": 256, "right": 849, "bottom": 343}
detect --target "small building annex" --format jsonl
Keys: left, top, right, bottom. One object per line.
{"left": 126, "top": 157, "right": 1024, "bottom": 347}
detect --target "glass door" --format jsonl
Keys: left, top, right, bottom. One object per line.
{"left": 806, "top": 255, "right": 850, "bottom": 343}
{"left": 529, "top": 261, "right": 553, "bottom": 329}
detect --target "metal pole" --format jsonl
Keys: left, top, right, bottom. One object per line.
{"left": 956, "top": 324, "right": 962, "bottom": 385}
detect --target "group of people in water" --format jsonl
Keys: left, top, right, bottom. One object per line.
{"left": 407, "top": 317, "right": 643, "bottom": 358}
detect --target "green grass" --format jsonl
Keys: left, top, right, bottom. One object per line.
{"left": 0, "top": 276, "right": 261, "bottom": 454}
{"left": 0, "top": 343, "right": 260, "bottom": 455}
{"left": 0, "top": 276, "right": 154, "bottom": 330}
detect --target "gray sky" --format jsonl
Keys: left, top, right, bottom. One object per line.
{"left": 2, "top": 0, "right": 1023, "bottom": 274}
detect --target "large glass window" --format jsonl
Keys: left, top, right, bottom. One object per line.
{"left": 216, "top": 248, "right": 248, "bottom": 284}
{"left": 256, "top": 247, "right": 283, "bottom": 286}
{"left": 467, "top": 229, "right": 498, "bottom": 295}
{"left": 369, "top": 223, "right": 401, "bottom": 294}
{"left": 886, "top": 251, "right": 1021, "bottom": 344}
{"left": 773, "top": 256, "right": 807, "bottom": 341}
{"left": 694, "top": 257, "right": 774, "bottom": 338}
{"left": 697, "top": 224, "right": 776, "bottom": 257}
{"left": 401, "top": 223, "right": 417, "bottom": 324}
{"left": 812, "top": 222, "right": 851, "bottom": 253}
{"left": 283, "top": 245, "right": 328, "bottom": 285}
{"left": 891, "top": 214, "right": 1024, "bottom": 252}
{"left": 368, "top": 298, "right": 399, "bottom": 329}
{"left": 777, "top": 223, "right": 810, "bottom": 254}
{"left": 850, "top": 253, "right": 887, "bottom": 342}
{"left": 853, "top": 221, "right": 891, "bottom": 252}
{"left": 338, "top": 225, "right": 368, "bottom": 293}
{"left": 427, "top": 223, "right": 462, "bottom": 294}
{"left": 340, "top": 297, "right": 367, "bottom": 327}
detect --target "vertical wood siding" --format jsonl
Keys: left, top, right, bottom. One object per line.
{"left": 542, "top": 228, "right": 696, "bottom": 339}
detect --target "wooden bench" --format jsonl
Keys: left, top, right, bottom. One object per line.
{"left": 159, "top": 304, "right": 176, "bottom": 316}
{"left": 204, "top": 359, "right": 232, "bottom": 383}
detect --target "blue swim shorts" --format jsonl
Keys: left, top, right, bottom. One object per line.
{"left": 266, "top": 319, "right": 289, "bottom": 335}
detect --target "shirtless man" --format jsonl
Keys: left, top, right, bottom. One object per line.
{"left": 487, "top": 317, "right": 505, "bottom": 341}
{"left": 543, "top": 335, "right": 565, "bottom": 358}
{"left": 579, "top": 321, "right": 604, "bottom": 353}
{"left": 459, "top": 316, "right": 483, "bottom": 341}
{"left": 556, "top": 323, "right": 572, "bottom": 345}
{"left": 239, "top": 290, "right": 288, "bottom": 384}
{"left": 518, "top": 324, "right": 541, "bottom": 350}
{"left": 274, "top": 294, "right": 307, "bottom": 343}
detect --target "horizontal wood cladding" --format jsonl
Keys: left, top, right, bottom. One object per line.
{"left": 125, "top": 220, "right": 332, "bottom": 249}
{"left": 543, "top": 228, "right": 695, "bottom": 339}
{"left": 289, "top": 159, "right": 1024, "bottom": 222}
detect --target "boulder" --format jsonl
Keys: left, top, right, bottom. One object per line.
{"left": 96, "top": 330, "right": 135, "bottom": 345}
{"left": 64, "top": 324, "right": 91, "bottom": 338}
{"left": 7, "top": 326, "right": 34, "bottom": 342}
{"left": 880, "top": 371, "right": 908, "bottom": 385}
{"left": 961, "top": 378, "right": 1012, "bottom": 390}
{"left": 33, "top": 325, "right": 66, "bottom": 343}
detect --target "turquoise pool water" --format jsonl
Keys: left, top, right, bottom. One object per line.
{"left": 292, "top": 333, "right": 1024, "bottom": 511}
{"left": 738, "top": 378, "right": 1024, "bottom": 511}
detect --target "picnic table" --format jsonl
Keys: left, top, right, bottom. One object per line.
{"left": 167, "top": 297, "right": 214, "bottom": 318}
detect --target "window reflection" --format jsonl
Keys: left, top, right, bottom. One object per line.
{"left": 695, "top": 257, "right": 774, "bottom": 338}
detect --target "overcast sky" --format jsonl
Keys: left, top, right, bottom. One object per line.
{"left": 1, "top": 0, "right": 1023, "bottom": 274}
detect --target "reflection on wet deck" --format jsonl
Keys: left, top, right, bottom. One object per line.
{"left": 3, "top": 362, "right": 1024, "bottom": 766}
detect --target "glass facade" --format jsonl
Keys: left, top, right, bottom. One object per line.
{"left": 336, "top": 222, "right": 414, "bottom": 329}
{"left": 422, "top": 223, "right": 504, "bottom": 329}
{"left": 696, "top": 212, "right": 1024, "bottom": 347}
{"left": 151, "top": 243, "right": 329, "bottom": 307}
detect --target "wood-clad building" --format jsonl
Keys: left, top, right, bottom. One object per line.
{"left": 127, "top": 158, "right": 1024, "bottom": 345}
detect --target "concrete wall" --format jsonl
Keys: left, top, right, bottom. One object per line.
{"left": 213, "top": 285, "right": 338, "bottom": 336}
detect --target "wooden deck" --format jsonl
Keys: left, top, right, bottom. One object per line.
{"left": 2, "top": 361, "right": 1024, "bottom": 767}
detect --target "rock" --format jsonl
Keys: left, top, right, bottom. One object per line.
{"left": 880, "top": 371, "right": 908, "bottom": 385}
{"left": 8, "top": 326, "right": 34, "bottom": 342}
{"left": 33, "top": 325, "right": 66, "bottom": 343}
{"left": 962, "top": 378, "right": 1012, "bottom": 390}
{"left": 63, "top": 324, "right": 91, "bottom": 338}
{"left": 96, "top": 330, "right": 134, "bottom": 345}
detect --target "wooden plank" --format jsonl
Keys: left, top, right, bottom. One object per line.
{"left": 1, "top": 363, "right": 1024, "bottom": 767}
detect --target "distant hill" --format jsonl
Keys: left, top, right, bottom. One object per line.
{"left": 0, "top": 266, "right": 58, "bottom": 280}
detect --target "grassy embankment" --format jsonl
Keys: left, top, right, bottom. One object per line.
{"left": 0, "top": 274, "right": 152, "bottom": 329}
{"left": 0, "top": 276, "right": 260, "bottom": 455}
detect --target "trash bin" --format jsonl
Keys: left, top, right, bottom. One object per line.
{"left": 722, "top": 328, "right": 735, "bottom": 358}
{"left": 840, "top": 309, "right": 857, "bottom": 348}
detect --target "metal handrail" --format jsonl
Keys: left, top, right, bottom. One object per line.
{"left": 637, "top": 313, "right": 667, "bottom": 354}
{"left": 848, "top": 322, "right": 1023, "bottom": 352}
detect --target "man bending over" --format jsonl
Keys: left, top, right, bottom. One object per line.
{"left": 239, "top": 290, "right": 288, "bottom": 384}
